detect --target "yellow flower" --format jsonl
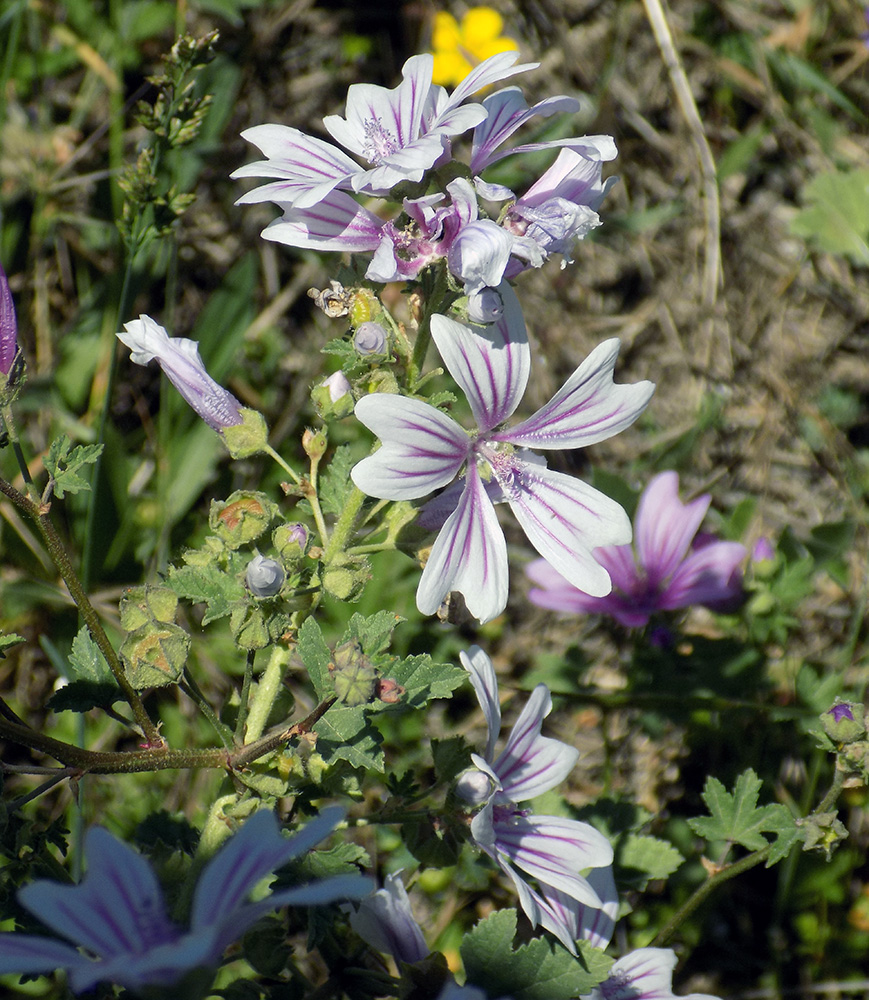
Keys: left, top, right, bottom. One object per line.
{"left": 431, "top": 7, "right": 520, "bottom": 87}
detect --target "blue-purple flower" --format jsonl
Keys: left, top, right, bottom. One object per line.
{"left": 527, "top": 471, "right": 746, "bottom": 627}
{"left": 117, "top": 315, "right": 243, "bottom": 432}
{"left": 0, "top": 807, "right": 372, "bottom": 993}
{"left": 351, "top": 283, "right": 654, "bottom": 622}
{"left": 0, "top": 259, "right": 19, "bottom": 378}
{"left": 348, "top": 872, "right": 429, "bottom": 964}
{"left": 456, "top": 646, "right": 613, "bottom": 953}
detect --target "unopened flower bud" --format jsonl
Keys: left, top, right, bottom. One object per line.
{"left": 273, "top": 522, "right": 308, "bottom": 562}
{"left": 455, "top": 768, "right": 493, "bottom": 805}
{"left": 467, "top": 287, "right": 504, "bottom": 324}
{"left": 210, "top": 491, "right": 279, "bottom": 548}
{"left": 312, "top": 373, "right": 354, "bottom": 418}
{"left": 353, "top": 322, "right": 388, "bottom": 356}
{"left": 222, "top": 407, "right": 269, "bottom": 458}
{"left": 329, "top": 639, "right": 378, "bottom": 706}
{"left": 821, "top": 700, "right": 866, "bottom": 744}
{"left": 349, "top": 287, "right": 378, "bottom": 327}
{"left": 246, "top": 555, "right": 285, "bottom": 597}
{"left": 303, "top": 427, "right": 328, "bottom": 460}
{"left": 0, "top": 260, "right": 19, "bottom": 378}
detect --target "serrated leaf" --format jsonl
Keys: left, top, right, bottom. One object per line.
{"left": 432, "top": 736, "right": 473, "bottom": 784}
{"left": 290, "top": 841, "right": 371, "bottom": 880}
{"left": 47, "top": 681, "right": 126, "bottom": 713}
{"left": 314, "top": 704, "right": 384, "bottom": 771}
{"left": 385, "top": 654, "right": 466, "bottom": 707}
{"left": 791, "top": 170, "right": 869, "bottom": 265}
{"left": 688, "top": 769, "right": 793, "bottom": 854}
{"left": 167, "top": 561, "right": 245, "bottom": 623}
{"left": 343, "top": 611, "right": 403, "bottom": 656}
{"left": 617, "top": 834, "right": 683, "bottom": 888}
{"left": 319, "top": 445, "right": 358, "bottom": 518}
{"left": 0, "top": 633, "right": 25, "bottom": 656}
{"left": 461, "top": 909, "right": 610, "bottom": 1000}
{"left": 297, "top": 616, "right": 333, "bottom": 699}
{"left": 67, "top": 627, "right": 115, "bottom": 685}
{"left": 45, "top": 436, "right": 105, "bottom": 498}
{"left": 764, "top": 807, "right": 804, "bottom": 866}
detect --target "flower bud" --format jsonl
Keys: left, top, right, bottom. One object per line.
{"left": 119, "top": 584, "right": 179, "bottom": 630}
{"left": 120, "top": 622, "right": 191, "bottom": 689}
{"left": 466, "top": 287, "right": 504, "bottom": 324}
{"left": 353, "top": 321, "right": 388, "bottom": 357}
{"left": 312, "top": 372, "right": 354, "bottom": 419}
{"left": 329, "top": 639, "right": 378, "bottom": 706}
{"left": 349, "top": 287, "right": 378, "bottom": 327}
{"left": 821, "top": 700, "right": 866, "bottom": 744}
{"left": 0, "top": 260, "right": 19, "bottom": 378}
{"left": 245, "top": 555, "right": 285, "bottom": 598}
{"left": 303, "top": 427, "right": 328, "bottom": 460}
{"left": 222, "top": 408, "right": 269, "bottom": 459}
{"left": 273, "top": 522, "right": 308, "bottom": 562}
{"left": 230, "top": 604, "right": 270, "bottom": 650}
{"left": 455, "top": 768, "right": 492, "bottom": 805}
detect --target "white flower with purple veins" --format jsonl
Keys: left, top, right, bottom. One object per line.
{"left": 456, "top": 647, "right": 613, "bottom": 954}
{"left": 350, "top": 282, "right": 655, "bottom": 622}
{"left": 117, "top": 315, "right": 243, "bottom": 431}
{"left": 0, "top": 807, "right": 372, "bottom": 994}
{"left": 233, "top": 51, "right": 533, "bottom": 209}
{"left": 349, "top": 872, "right": 429, "bottom": 965}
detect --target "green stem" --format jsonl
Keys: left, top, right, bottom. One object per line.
{"left": 235, "top": 649, "right": 257, "bottom": 743}
{"left": 323, "top": 485, "right": 367, "bottom": 563}
{"left": 244, "top": 645, "right": 291, "bottom": 743}
{"left": 180, "top": 669, "right": 235, "bottom": 750}
{"left": 408, "top": 265, "right": 450, "bottom": 388}
{"left": 264, "top": 444, "right": 302, "bottom": 485}
{"left": 0, "top": 476, "right": 162, "bottom": 745}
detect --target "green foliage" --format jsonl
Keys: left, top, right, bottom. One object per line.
{"left": 319, "top": 445, "right": 361, "bottom": 519}
{"left": 461, "top": 908, "right": 612, "bottom": 1000}
{"left": 44, "top": 436, "right": 104, "bottom": 499}
{"left": 46, "top": 625, "right": 124, "bottom": 712}
{"left": 618, "top": 834, "right": 684, "bottom": 889}
{"left": 688, "top": 769, "right": 801, "bottom": 864}
{"left": 791, "top": 170, "right": 869, "bottom": 265}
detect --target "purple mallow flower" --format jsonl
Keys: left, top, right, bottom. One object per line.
{"left": 455, "top": 646, "right": 614, "bottom": 954}
{"left": 0, "top": 259, "right": 19, "bottom": 377}
{"left": 0, "top": 807, "right": 372, "bottom": 994}
{"left": 527, "top": 471, "right": 746, "bottom": 627}
{"left": 348, "top": 872, "right": 429, "bottom": 964}
{"left": 351, "top": 282, "right": 654, "bottom": 622}
{"left": 117, "top": 316, "right": 244, "bottom": 432}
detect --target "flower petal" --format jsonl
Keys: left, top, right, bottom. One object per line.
{"left": 500, "top": 338, "right": 654, "bottom": 450}
{"left": 460, "top": 645, "right": 501, "bottom": 760}
{"left": 659, "top": 539, "right": 746, "bottom": 610}
{"left": 436, "top": 52, "right": 537, "bottom": 121}
{"left": 261, "top": 191, "right": 384, "bottom": 252}
{"left": 484, "top": 133, "right": 617, "bottom": 169}
{"left": 19, "top": 827, "right": 176, "bottom": 959}
{"left": 430, "top": 281, "right": 529, "bottom": 433}
{"left": 447, "top": 220, "right": 515, "bottom": 293}
{"left": 233, "top": 125, "right": 362, "bottom": 209}
{"left": 500, "top": 460, "right": 631, "bottom": 597}
{"left": 601, "top": 947, "right": 721, "bottom": 1000}
{"left": 352, "top": 395, "right": 469, "bottom": 500}
{"left": 470, "top": 88, "right": 580, "bottom": 173}
{"left": 416, "top": 462, "right": 508, "bottom": 622}
{"left": 493, "top": 685, "right": 579, "bottom": 802}
{"left": 634, "top": 472, "right": 708, "bottom": 587}
{"left": 543, "top": 866, "right": 619, "bottom": 951}
{"left": 349, "top": 872, "right": 429, "bottom": 964}
{"left": 0, "top": 933, "right": 92, "bottom": 979}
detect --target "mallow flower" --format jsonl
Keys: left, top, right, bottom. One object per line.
{"left": 348, "top": 872, "right": 429, "bottom": 964}
{"left": 456, "top": 646, "right": 614, "bottom": 953}
{"left": 0, "top": 807, "right": 372, "bottom": 994}
{"left": 117, "top": 315, "right": 243, "bottom": 432}
{"left": 0, "top": 259, "right": 18, "bottom": 378}
{"left": 351, "top": 282, "right": 655, "bottom": 622}
{"left": 526, "top": 471, "right": 746, "bottom": 627}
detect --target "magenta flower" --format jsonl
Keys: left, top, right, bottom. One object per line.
{"left": 351, "top": 283, "right": 654, "bottom": 622}
{"left": 0, "top": 259, "right": 19, "bottom": 378}
{"left": 117, "top": 315, "right": 243, "bottom": 432}
{"left": 527, "top": 471, "right": 746, "bottom": 627}
{"left": 456, "top": 646, "right": 613, "bottom": 953}
{"left": 0, "top": 808, "right": 372, "bottom": 994}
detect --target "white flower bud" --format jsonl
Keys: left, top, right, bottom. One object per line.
{"left": 245, "top": 555, "right": 285, "bottom": 598}
{"left": 467, "top": 287, "right": 504, "bottom": 324}
{"left": 353, "top": 322, "right": 388, "bottom": 356}
{"left": 455, "top": 768, "right": 493, "bottom": 805}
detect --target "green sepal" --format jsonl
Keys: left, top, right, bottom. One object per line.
{"left": 119, "top": 584, "right": 179, "bottom": 630}
{"left": 120, "top": 621, "right": 191, "bottom": 688}
{"left": 221, "top": 407, "right": 269, "bottom": 458}
{"left": 210, "top": 491, "right": 280, "bottom": 548}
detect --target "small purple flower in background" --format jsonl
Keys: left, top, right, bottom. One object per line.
{"left": 751, "top": 536, "right": 775, "bottom": 564}
{"left": 0, "top": 807, "right": 372, "bottom": 993}
{"left": 117, "top": 315, "right": 243, "bottom": 432}
{"left": 348, "top": 872, "right": 429, "bottom": 964}
{"left": 527, "top": 471, "right": 746, "bottom": 627}
{"left": 456, "top": 646, "right": 614, "bottom": 953}
{"left": 351, "top": 282, "right": 654, "bottom": 622}
{"left": 0, "top": 259, "right": 19, "bottom": 378}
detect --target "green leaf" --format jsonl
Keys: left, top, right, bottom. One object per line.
{"left": 791, "top": 170, "right": 869, "bottom": 265}
{"left": 297, "top": 616, "right": 333, "bottom": 699}
{"left": 432, "top": 736, "right": 473, "bottom": 784}
{"left": 383, "top": 654, "right": 466, "bottom": 708}
{"left": 343, "top": 611, "right": 403, "bottom": 656}
{"left": 167, "top": 560, "right": 246, "bottom": 624}
{"left": 45, "top": 436, "right": 104, "bottom": 498}
{"left": 617, "top": 834, "right": 683, "bottom": 888}
{"left": 688, "top": 769, "right": 798, "bottom": 857}
{"left": 66, "top": 626, "right": 115, "bottom": 684}
{"left": 314, "top": 704, "right": 384, "bottom": 771}
{"left": 0, "top": 633, "right": 26, "bottom": 657}
{"left": 461, "top": 909, "right": 612, "bottom": 1000}
{"left": 47, "top": 681, "right": 126, "bottom": 713}
{"left": 319, "top": 445, "right": 359, "bottom": 518}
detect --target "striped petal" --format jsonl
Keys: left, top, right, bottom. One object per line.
{"left": 500, "top": 459, "right": 631, "bottom": 597}
{"left": 499, "top": 338, "right": 654, "bottom": 450}
{"left": 430, "top": 281, "right": 529, "bottom": 433}
{"left": 352, "top": 395, "right": 469, "bottom": 500}
{"left": 460, "top": 645, "right": 501, "bottom": 761}
{"left": 634, "top": 471, "right": 709, "bottom": 587}
{"left": 416, "top": 462, "right": 508, "bottom": 622}
{"left": 493, "top": 684, "right": 579, "bottom": 802}
{"left": 261, "top": 190, "right": 384, "bottom": 252}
